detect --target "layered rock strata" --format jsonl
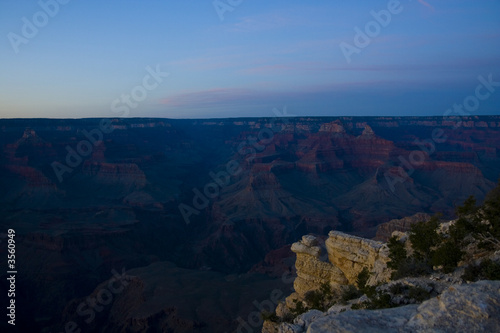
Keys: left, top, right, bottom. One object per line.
{"left": 290, "top": 235, "right": 348, "bottom": 297}
{"left": 290, "top": 232, "right": 391, "bottom": 299}
{"left": 325, "top": 231, "right": 391, "bottom": 285}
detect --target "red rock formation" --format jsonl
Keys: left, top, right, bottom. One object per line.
{"left": 417, "top": 161, "right": 482, "bottom": 174}
{"left": 250, "top": 245, "right": 295, "bottom": 277}
{"left": 319, "top": 121, "right": 346, "bottom": 134}
{"left": 5, "top": 165, "right": 56, "bottom": 189}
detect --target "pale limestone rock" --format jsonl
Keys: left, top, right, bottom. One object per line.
{"left": 391, "top": 230, "right": 407, "bottom": 242}
{"left": 325, "top": 230, "right": 391, "bottom": 285}
{"left": 291, "top": 236, "right": 348, "bottom": 297}
{"left": 293, "top": 309, "right": 324, "bottom": 329}
{"left": 278, "top": 322, "right": 303, "bottom": 333}
{"left": 306, "top": 281, "right": 500, "bottom": 333}
{"left": 262, "top": 320, "right": 279, "bottom": 333}
{"left": 406, "top": 280, "right": 500, "bottom": 332}
{"left": 293, "top": 253, "right": 347, "bottom": 296}
{"left": 291, "top": 242, "right": 321, "bottom": 258}
{"left": 438, "top": 220, "right": 455, "bottom": 234}
{"left": 285, "top": 292, "right": 300, "bottom": 309}
{"left": 307, "top": 305, "right": 418, "bottom": 333}
{"left": 301, "top": 235, "right": 318, "bottom": 247}
{"left": 275, "top": 301, "right": 290, "bottom": 319}
{"left": 326, "top": 303, "right": 352, "bottom": 314}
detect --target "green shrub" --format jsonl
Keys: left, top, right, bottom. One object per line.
{"left": 356, "top": 267, "right": 370, "bottom": 293}
{"left": 462, "top": 262, "right": 481, "bottom": 282}
{"left": 290, "top": 299, "right": 308, "bottom": 317}
{"left": 364, "top": 284, "right": 377, "bottom": 298}
{"left": 431, "top": 240, "right": 464, "bottom": 273}
{"left": 387, "top": 236, "right": 407, "bottom": 270}
{"left": 390, "top": 257, "right": 433, "bottom": 279}
{"left": 389, "top": 283, "right": 407, "bottom": 295}
{"left": 281, "top": 312, "right": 295, "bottom": 323}
{"left": 304, "top": 290, "right": 324, "bottom": 311}
{"left": 409, "top": 214, "right": 442, "bottom": 261}
{"left": 351, "top": 303, "right": 363, "bottom": 310}
{"left": 451, "top": 181, "right": 500, "bottom": 250}
{"left": 303, "top": 282, "right": 336, "bottom": 311}
{"left": 319, "top": 282, "right": 334, "bottom": 298}
{"left": 341, "top": 285, "right": 362, "bottom": 303}
{"left": 484, "top": 260, "right": 500, "bottom": 279}
{"left": 363, "top": 291, "right": 395, "bottom": 310}
{"left": 483, "top": 180, "right": 500, "bottom": 240}
{"left": 387, "top": 283, "right": 431, "bottom": 303}
{"left": 261, "top": 311, "right": 279, "bottom": 323}
{"left": 387, "top": 235, "right": 432, "bottom": 279}
{"left": 408, "top": 286, "right": 432, "bottom": 302}
{"left": 462, "top": 259, "right": 500, "bottom": 281}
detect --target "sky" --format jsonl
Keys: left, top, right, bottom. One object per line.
{"left": 0, "top": 0, "right": 499, "bottom": 119}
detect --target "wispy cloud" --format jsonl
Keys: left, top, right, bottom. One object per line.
{"left": 159, "top": 80, "right": 416, "bottom": 110}
{"left": 224, "top": 10, "right": 308, "bottom": 33}
{"left": 417, "top": 0, "right": 435, "bottom": 11}
{"left": 161, "top": 88, "right": 263, "bottom": 108}
{"left": 237, "top": 56, "right": 500, "bottom": 76}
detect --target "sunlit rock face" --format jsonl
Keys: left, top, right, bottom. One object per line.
{"left": 291, "top": 235, "right": 348, "bottom": 297}
{"left": 325, "top": 231, "right": 391, "bottom": 286}
{"left": 290, "top": 231, "right": 391, "bottom": 299}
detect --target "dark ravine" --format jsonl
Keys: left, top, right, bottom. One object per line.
{"left": 1, "top": 115, "right": 500, "bottom": 332}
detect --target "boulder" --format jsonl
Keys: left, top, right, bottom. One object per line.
{"left": 306, "top": 281, "right": 500, "bottom": 333}
{"left": 325, "top": 231, "right": 391, "bottom": 285}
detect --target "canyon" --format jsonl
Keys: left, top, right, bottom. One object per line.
{"left": 0, "top": 115, "right": 499, "bottom": 332}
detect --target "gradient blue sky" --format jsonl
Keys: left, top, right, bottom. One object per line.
{"left": 0, "top": 0, "right": 499, "bottom": 119}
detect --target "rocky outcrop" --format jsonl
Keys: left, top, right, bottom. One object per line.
{"left": 285, "top": 231, "right": 392, "bottom": 312}
{"left": 274, "top": 224, "right": 500, "bottom": 333}
{"left": 308, "top": 305, "right": 418, "bottom": 333}
{"left": 318, "top": 121, "right": 346, "bottom": 134}
{"left": 325, "top": 231, "right": 391, "bottom": 285}
{"left": 290, "top": 236, "right": 348, "bottom": 297}
{"left": 360, "top": 125, "right": 374, "bottom": 136}
{"left": 306, "top": 280, "right": 500, "bottom": 333}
